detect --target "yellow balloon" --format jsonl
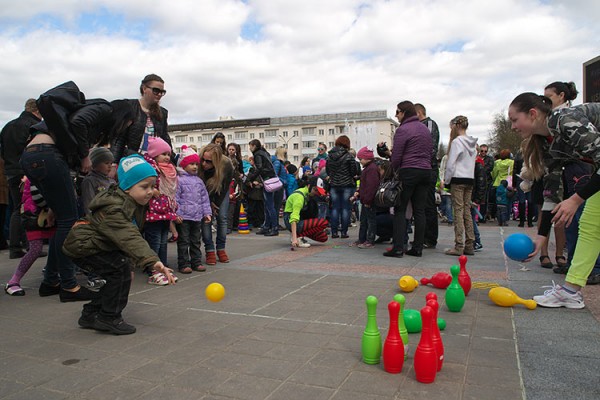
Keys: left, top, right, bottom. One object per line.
{"left": 205, "top": 283, "right": 226, "bottom": 302}
{"left": 398, "top": 275, "right": 419, "bottom": 293}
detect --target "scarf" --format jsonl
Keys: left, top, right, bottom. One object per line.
{"left": 158, "top": 161, "right": 177, "bottom": 202}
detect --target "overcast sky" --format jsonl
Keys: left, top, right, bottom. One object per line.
{"left": 0, "top": 0, "right": 598, "bottom": 145}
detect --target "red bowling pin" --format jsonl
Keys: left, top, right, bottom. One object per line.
{"left": 414, "top": 306, "right": 437, "bottom": 383}
{"left": 426, "top": 298, "right": 444, "bottom": 372}
{"left": 458, "top": 255, "right": 472, "bottom": 296}
{"left": 420, "top": 272, "right": 452, "bottom": 289}
{"left": 383, "top": 301, "right": 405, "bottom": 373}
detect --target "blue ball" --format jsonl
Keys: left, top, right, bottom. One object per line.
{"left": 504, "top": 233, "right": 534, "bottom": 261}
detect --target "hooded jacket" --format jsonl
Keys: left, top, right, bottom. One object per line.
{"left": 491, "top": 158, "right": 515, "bottom": 187}
{"left": 444, "top": 135, "right": 478, "bottom": 185}
{"left": 62, "top": 185, "right": 159, "bottom": 271}
{"left": 176, "top": 168, "right": 212, "bottom": 221}
{"left": 326, "top": 146, "right": 358, "bottom": 187}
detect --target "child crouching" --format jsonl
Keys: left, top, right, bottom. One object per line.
{"left": 63, "top": 154, "right": 176, "bottom": 335}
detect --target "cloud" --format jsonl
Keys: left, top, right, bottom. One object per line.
{"left": 0, "top": 0, "right": 597, "bottom": 148}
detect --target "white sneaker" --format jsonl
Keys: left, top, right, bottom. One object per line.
{"left": 533, "top": 281, "right": 585, "bottom": 309}
{"left": 298, "top": 238, "right": 311, "bottom": 248}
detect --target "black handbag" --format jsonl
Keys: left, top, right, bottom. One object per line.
{"left": 373, "top": 173, "right": 402, "bottom": 208}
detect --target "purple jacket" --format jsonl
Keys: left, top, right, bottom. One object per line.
{"left": 391, "top": 116, "right": 433, "bottom": 170}
{"left": 358, "top": 161, "right": 380, "bottom": 206}
{"left": 176, "top": 169, "right": 212, "bottom": 222}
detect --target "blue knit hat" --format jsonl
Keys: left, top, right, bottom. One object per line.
{"left": 117, "top": 154, "right": 157, "bottom": 190}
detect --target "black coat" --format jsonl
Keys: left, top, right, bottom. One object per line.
{"left": 327, "top": 146, "right": 358, "bottom": 188}
{"left": 111, "top": 99, "right": 171, "bottom": 164}
{"left": 0, "top": 111, "right": 41, "bottom": 177}
{"left": 247, "top": 148, "right": 276, "bottom": 181}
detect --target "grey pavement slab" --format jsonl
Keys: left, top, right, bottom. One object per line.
{"left": 0, "top": 223, "right": 599, "bottom": 399}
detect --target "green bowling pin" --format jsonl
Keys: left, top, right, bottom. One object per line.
{"left": 362, "top": 295, "right": 382, "bottom": 364}
{"left": 393, "top": 294, "right": 409, "bottom": 359}
{"left": 445, "top": 264, "right": 465, "bottom": 312}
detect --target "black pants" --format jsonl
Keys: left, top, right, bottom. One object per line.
{"left": 424, "top": 169, "right": 439, "bottom": 246}
{"left": 74, "top": 251, "right": 132, "bottom": 319}
{"left": 176, "top": 220, "right": 202, "bottom": 269}
{"left": 392, "top": 168, "right": 430, "bottom": 252}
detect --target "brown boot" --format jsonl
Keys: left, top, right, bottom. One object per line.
{"left": 206, "top": 251, "right": 217, "bottom": 265}
{"left": 444, "top": 248, "right": 463, "bottom": 256}
{"left": 217, "top": 250, "right": 230, "bottom": 263}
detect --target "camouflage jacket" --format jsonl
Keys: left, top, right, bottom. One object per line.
{"left": 541, "top": 103, "right": 600, "bottom": 209}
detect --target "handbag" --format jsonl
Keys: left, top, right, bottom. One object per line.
{"left": 263, "top": 177, "right": 283, "bottom": 193}
{"left": 373, "top": 173, "right": 402, "bottom": 208}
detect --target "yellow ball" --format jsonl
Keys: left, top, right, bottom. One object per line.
{"left": 205, "top": 283, "right": 226, "bottom": 302}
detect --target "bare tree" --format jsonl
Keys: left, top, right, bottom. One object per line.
{"left": 488, "top": 111, "right": 521, "bottom": 155}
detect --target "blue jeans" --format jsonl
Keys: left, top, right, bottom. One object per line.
{"left": 497, "top": 205, "right": 509, "bottom": 225}
{"left": 20, "top": 145, "right": 79, "bottom": 289}
{"left": 358, "top": 205, "right": 377, "bottom": 243}
{"left": 202, "top": 195, "right": 229, "bottom": 251}
{"left": 440, "top": 195, "right": 453, "bottom": 223}
{"left": 262, "top": 190, "right": 278, "bottom": 231}
{"left": 330, "top": 186, "right": 354, "bottom": 235}
{"left": 273, "top": 188, "right": 284, "bottom": 228}
{"left": 144, "top": 220, "right": 170, "bottom": 266}
{"left": 470, "top": 207, "right": 481, "bottom": 245}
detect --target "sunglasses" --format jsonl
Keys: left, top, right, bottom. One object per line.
{"left": 146, "top": 86, "right": 167, "bottom": 96}
{"left": 201, "top": 158, "right": 213, "bottom": 164}
{"left": 395, "top": 109, "right": 403, "bottom": 115}
{"left": 318, "top": 148, "right": 325, "bottom": 151}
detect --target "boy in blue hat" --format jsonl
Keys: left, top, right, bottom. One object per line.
{"left": 63, "top": 154, "right": 176, "bottom": 335}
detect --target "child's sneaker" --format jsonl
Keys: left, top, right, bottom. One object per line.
{"left": 87, "top": 277, "right": 106, "bottom": 290}
{"left": 349, "top": 240, "right": 362, "bottom": 247}
{"left": 533, "top": 281, "right": 585, "bottom": 309}
{"left": 148, "top": 271, "right": 169, "bottom": 286}
{"left": 192, "top": 264, "right": 206, "bottom": 272}
{"left": 5, "top": 283, "right": 25, "bottom": 296}
{"left": 474, "top": 242, "right": 483, "bottom": 252}
{"left": 298, "top": 238, "right": 311, "bottom": 248}
{"left": 217, "top": 250, "right": 230, "bottom": 263}
{"left": 358, "top": 242, "right": 374, "bottom": 249}
{"left": 206, "top": 251, "right": 217, "bottom": 265}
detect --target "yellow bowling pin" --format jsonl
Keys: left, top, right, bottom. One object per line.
{"left": 399, "top": 276, "right": 419, "bottom": 293}
{"left": 488, "top": 287, "right": 537, "bottom": 310}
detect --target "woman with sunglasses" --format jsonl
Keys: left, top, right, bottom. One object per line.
{"left": 111, "top": 74, "right": 171, "bottom": 165}
{"left": 198, "top": 143, "right": 234, "bottom": 265}
{"left": 508, "top": 93, "right": 600, "bottom": 308}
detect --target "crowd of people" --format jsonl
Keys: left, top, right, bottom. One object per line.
{"left": 1, "top": 75, "right": 599, "bottom": 334}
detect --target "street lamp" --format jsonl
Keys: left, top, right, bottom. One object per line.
{"left": 279, "top": 132, "right": 298, "bottom": 149}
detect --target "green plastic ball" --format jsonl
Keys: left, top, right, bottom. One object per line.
{"left": 437, "top": 317, "right": 446, "bottom": 331}
{"left": 403, "top": 309, "right": 422, "bottom": 333}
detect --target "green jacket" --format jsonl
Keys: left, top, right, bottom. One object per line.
{"left": 491, "top": 158, "right": 514, "bottom": 187}
{"left": 63, "top": 185, "right": 159, "bottom": 270}
{"left": 283, "top": 187, "right": 309, "bottom": 224}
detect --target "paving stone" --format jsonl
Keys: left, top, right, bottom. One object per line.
{"left": 267, "top": 382, "right": 335, "bottom": 400}
{"left": 210, "top": 373, "right": 282, "bottom": 400}
{"left": 339, "top": 370, "right": 403, "bottom": 397}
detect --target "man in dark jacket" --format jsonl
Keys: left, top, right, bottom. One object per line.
{"left": 0, "top": 99, "right": 41, "bottom": 258}
{"left": 479, "top": 144, "right": 495, "bottom": 222}
{"left": 416, "top": 103, "right": 440, "bottom": 248}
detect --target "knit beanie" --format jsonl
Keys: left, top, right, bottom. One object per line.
{"left": 89, "top": 147, "right": 114, "bottom": 167}
{"left": 147, "top": 137, "right": 172, "bottom": 158}
{"left": 118, "top": 154, "right": 157, "bottom": 190}
{"left": 178, "top": 145, "right": 200, "bottom": 169}
{"left": 357, "top": 146, "right": 374, "bottom": 160}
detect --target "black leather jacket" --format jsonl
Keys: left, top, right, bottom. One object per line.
{"left": 111, "top": 99, "right": 171, "bottom": 164}
{"left": 327, "top": 146, "right": 358, "bottom": 188}
{"left": 0, "top": 111, "right": 41, "bottom": 177}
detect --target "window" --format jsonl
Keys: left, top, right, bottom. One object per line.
{"left": 328, "top": 128, "right": 334, "bottom": 135}
{"left": 259, "top": 132, "right": 264, "bottom": 139}
{"left": 302, "top": 141, "right": 316, "bottom": 148}
{"left": 293, "top": 143, "right": 299, "bottom": 150}
{"left": 197, "top": 136, "right": 202, "bottom": 142}
{"left": 337, "top": 126, "right": 345, "bottom": 134}
{"left": 318, "top": 129, "right": 324, "bottom": 136}
{"left": 235, "top": 131, "right": 247, "bottom": 140}
{"left": 329, "top": 142, "right": 334, "bottom": 148}
{"left": 282, "top": 131, "right": 288, "bottom": 137}
{"left": 227, "top": 134, "right": 232, "bottom": 141}
{"left": 265, "top": 129, "right": 278, "bottom": 137}
{"left": 265, "top": 142, "right": 277, "bottom": 150}
{"left": 302, "top": 127, "right": 315, "bottom": 136}
{"left": 250, "top": 132, "right": 255, "bottom": 139}
{"left": 293, "top": 130, "right": 299, "bottom": 137}
{"left": 293, "top": 156, "right": 299, "bottom": 162}
{"left": 175, "top": 135, "right": 187, "bottom": 143}
{"left": 203, "top": 133, "right": 212, "bottom": 142}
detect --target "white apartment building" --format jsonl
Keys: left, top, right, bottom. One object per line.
{"left": 168, "top": 110, "right": 398, "bottom": 163}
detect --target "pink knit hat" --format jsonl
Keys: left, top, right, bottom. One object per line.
{"left": 147, "top": 137, "right": 172, "bottom": 158}
{"left": 178, "top": 145, "right": 200, "bottom": 169}
{"left": 357, "top": 146, "right": 374, "bottom": 160}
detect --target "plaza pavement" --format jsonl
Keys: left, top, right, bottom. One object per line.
{"left": 0, "top": 222, "right": 599, "bottom": 400}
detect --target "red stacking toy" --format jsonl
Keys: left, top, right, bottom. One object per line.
{"left": 383, "top": 301, "right": 405, "bottom": 373}
{"left": 458, "top": 255, "right": 472, "bottom": 296}
{"left": 414, "top": 306, "right": 437, "bottom": 383}
{"left": 426, "top": 298, "right": 444, "bottom": 372}
{"left": 420, "top": 272, "right": 452, "bottom": 289}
